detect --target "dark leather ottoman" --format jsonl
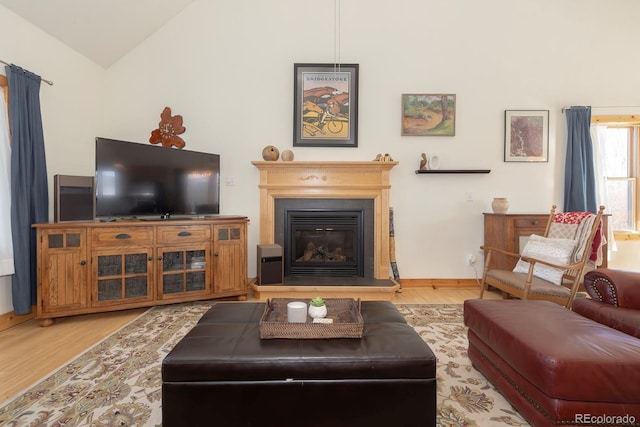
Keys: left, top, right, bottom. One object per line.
{"left": 464, "top": 299, "right": 640, "bottom": 427}
{"left": 162, "top": 301, "right": 436, "bottom": 427}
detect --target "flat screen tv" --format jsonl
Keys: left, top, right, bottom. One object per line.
{"left": 95, "top": 137, "right": 220, "bottom": 219}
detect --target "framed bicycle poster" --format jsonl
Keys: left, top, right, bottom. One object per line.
{"left": 293, "top": 63, "right": 359, "bottom": 147}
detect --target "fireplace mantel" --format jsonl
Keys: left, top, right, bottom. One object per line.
{"left": 252, "top": 160, "right": 398, "bottom": 280}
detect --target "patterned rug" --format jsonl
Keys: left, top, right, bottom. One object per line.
{"left": 0, "top": 302, "right": 530, "bottom": 426}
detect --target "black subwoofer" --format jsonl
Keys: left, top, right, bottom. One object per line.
{"left": 257, "top": 244, "right": 283, "bottom": 285}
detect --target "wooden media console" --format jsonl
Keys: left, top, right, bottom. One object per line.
{"left": 34, "top": 216, "right": 248, "bottom": 326}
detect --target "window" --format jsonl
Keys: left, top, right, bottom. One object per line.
{"left": 593, "top": 117, "right": 639, "bottom": 232}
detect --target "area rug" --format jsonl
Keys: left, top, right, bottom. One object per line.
{"left": 0, "top": 302, "right": 530, "bottom": 426}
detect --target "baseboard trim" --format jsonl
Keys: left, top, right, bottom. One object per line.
{"left": 399, "top": 278, "right": 480, "bottom": 289}
{"left": 249, "top": 276, "right": 480, "bottom": 291}
{"left": 0, "top": 307, "right": 35, "bottom": 332}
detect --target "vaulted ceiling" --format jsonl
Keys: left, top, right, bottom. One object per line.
{"left": 0, "top": 0, "right": 194, "bottom": 68}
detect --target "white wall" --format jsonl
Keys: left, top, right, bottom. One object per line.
{"left": 102, "top": 0, "right": 640, "bottom": 279}
{"left": 0, "top": 6, "right": 105, "bottom": 315}
{"left": 1, "top": 0, "right": 640, "bottom": 315}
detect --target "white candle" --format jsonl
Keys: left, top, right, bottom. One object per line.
{"left": 287, "top": 301, "right": 307, "bottom": 323}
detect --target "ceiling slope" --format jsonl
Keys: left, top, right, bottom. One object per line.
{"left": 0, "top": 0, "right": 194, "bottom": 68}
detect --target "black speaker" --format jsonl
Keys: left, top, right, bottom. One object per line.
{"left": 257, "top": 244, "right": 283, "bottom": 285}
{"left": 54, "top": 175, "right": 94, "bottom": 222}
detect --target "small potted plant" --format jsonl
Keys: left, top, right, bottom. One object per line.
{"left": 308, "top": 297, "right": 327, "bottom": 319}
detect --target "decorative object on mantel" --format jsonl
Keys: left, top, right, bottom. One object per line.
{"left": 261, "top": 145, "right": 280, "bottom": 161}
{"left": 281, "top": 149, "right": 294, "bottom": 161}
{"left": 149, "top": 106, "right": 186, "bottom": 148}
{"left": 419, "top": 153, "right": 428, "bottom": 170}
{"left": 374, "top": 153, "right": 394, "bottom": 161}
{"left": 491, "top": 197, "right": 509, "bottom": 214}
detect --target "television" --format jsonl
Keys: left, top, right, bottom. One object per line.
{"left": 95, "top": 137, "right": 220, "bottom": 219}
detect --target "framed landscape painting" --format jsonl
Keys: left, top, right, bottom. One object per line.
{"left": 293, "top": 63, "right": 359, "bottom": 147}
{"left": 401, "top": 94, "right": 456, "bottom": 136}
{"left": 504, "top": 110, "right": 549, "bottom": 162}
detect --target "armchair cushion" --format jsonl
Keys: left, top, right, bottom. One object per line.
{"left": 513, "top": 234, "right": 578, "bottom": 285}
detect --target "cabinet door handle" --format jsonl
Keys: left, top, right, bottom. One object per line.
{"left": 214, "top": 252, "right": 219, "bottom": 257}
{"left": 178, "top": 231, "right": 192, "bottom": 237}
{"left": 80, "top": 260, "right": 86, "bottom": 266}
{"left": 157, "top": 256, "right": 163, "bottom": 261}
{"left": 148, "top": 257, "right": 153, "bottom": 261}
{"left": 115, "top": 233, "right": 131, "bottom": 239}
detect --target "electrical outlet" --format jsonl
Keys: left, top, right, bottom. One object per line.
{"left": 467, "top": 254, "right": 476, "bottom": 266}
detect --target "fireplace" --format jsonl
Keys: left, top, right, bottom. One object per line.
{"left": 251, "top": 160, "right": 398, "bottom": 298}
{"left": 276, "top": 199, "right": 374, "bottom": 278}
{"left": 287, "top": 210, "right": 362, "bottom": 277}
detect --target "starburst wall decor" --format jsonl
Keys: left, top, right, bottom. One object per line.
{"left": 149, "top": 106, "right": 186, "bottom": 148}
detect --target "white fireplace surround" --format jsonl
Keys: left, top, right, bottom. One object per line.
{"left": 252, "top": 161, "right": 398, "bottom": 281}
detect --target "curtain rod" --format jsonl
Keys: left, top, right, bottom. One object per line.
{"left": 562, "top": 106, "right": 640, "bottom": 113}
{"left": 0, "top": 59, "right": 53, "bottom": 86}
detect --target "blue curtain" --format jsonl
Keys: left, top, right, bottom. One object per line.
{"left": 563, "top": 106, "right": 596, "bottom": 213}
{"left": 6, "top": 65, "right": 49, "bottom": 315}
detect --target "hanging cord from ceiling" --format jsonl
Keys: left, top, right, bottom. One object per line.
{"left": 0, "top": 59, "right": 53, "bottom": 86}
{"left": 334, "top": 0, "right": 341, "bottom": 73}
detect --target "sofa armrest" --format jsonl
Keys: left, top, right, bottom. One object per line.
{"left": 583, "top": 268, "right": 640, "bottom": 309}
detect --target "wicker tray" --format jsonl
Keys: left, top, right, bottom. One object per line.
{"left": 259, "top": 298, "right": 363, "bottom": 339}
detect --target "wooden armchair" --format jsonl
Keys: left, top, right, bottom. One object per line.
{"left": 479, "top": 205, "right": 605, "bottom": 308}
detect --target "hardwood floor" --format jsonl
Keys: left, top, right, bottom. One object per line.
{"left": 0, "top": 287, "right": 499, "bottom": 405}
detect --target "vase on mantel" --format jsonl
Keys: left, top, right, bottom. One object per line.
{"left": 491, "top": 198, "right": 509, "bottom": 214}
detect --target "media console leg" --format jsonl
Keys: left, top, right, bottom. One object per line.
{"left": 39, "top": 318, "right": 55, "bottom": 327}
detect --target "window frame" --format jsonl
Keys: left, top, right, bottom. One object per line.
{"left": 592, "top": 115, "right": 639, "bottom": 234}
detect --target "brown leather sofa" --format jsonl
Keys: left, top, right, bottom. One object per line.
{"left": 464, "top": 268, "right": 640, "bottom": 427}
{"left": 572, "top": 268, "right": 640, "bottom": 338}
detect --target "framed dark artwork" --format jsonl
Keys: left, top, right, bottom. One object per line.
{"left": 401, "top": 94, "right": 456, "bottom": 136}
{"left": 504, "top": 110, "right": 549, "bottom": 162}
{"left": 293, "top": 63, "right": 359, "bottom": 147}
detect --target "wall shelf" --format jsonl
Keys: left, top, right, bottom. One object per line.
{"left": 415, "top": 169, "right": 491, "bottom": 174}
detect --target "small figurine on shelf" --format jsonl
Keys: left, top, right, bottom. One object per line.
{"left": 419, "top": 153, "right": 428, "bottom": 170}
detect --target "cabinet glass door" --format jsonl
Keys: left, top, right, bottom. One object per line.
{"left": 158, "top": 246, "right": 210, "bottom": 299}
{"left": 93, "top": 249, "right": 152, "bottom": 305}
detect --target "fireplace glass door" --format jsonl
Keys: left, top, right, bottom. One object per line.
{"left": 286, "top": 210, "right": 364, "bottom": 277}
